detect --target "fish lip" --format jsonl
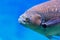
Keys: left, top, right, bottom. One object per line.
{"left": 18, "top": 17, "right": 26, "bottom": 24}
{"left": 18, "top": 14, "right": 32, "bottom": 25}
{"left": 18, "top": 17, "right": 30, "bottom": 24}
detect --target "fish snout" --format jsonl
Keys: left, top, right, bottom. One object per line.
{"left": 18, "top": 15, "right": 30, "bottom": 24}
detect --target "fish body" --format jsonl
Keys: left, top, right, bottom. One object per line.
{"left": 18, "top": 0, "right": 60, "bottom": 39}
{"left": 19, "top": 0, "right": 60, "bottom": 25}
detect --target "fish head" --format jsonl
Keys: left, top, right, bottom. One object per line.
{"left": 18, "top": 11, "right": 42, "bottom": 26}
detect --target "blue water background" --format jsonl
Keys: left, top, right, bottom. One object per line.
{"left": 0, "top": 0, "right": 55, "bottom": 40}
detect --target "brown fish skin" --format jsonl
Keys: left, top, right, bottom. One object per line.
{"left": 18, "top": 0, "right": 60, "bottom": 26}
{"left": 29, "top": 0, "right": 60, "bottom": 18}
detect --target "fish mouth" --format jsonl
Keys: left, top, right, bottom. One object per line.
{"left": 18, "top": 15, "right": 31, "bottom": 25}
{"left": 18, "top": 16, "right": 26, "bottom": 24}
{"left": 18, "top": 15, "right": 41, "bottom": 27}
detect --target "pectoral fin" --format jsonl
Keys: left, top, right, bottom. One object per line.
{"left": 42, "top": 18, "right": 60, "bottom": 28}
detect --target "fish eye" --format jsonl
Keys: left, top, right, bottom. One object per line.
{"left": 26, "top": 18, "right": 29, "bottom": 20}
{"left": 26, "top": 18, "right": 30, "bottom": 22}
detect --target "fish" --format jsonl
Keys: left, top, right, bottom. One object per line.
{"left": 18, "top": 0, "right": 60, "bottom": 39}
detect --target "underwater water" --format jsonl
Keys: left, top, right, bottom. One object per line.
{"left": 0, "top": 0, "right": 60, "bottom": 40}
